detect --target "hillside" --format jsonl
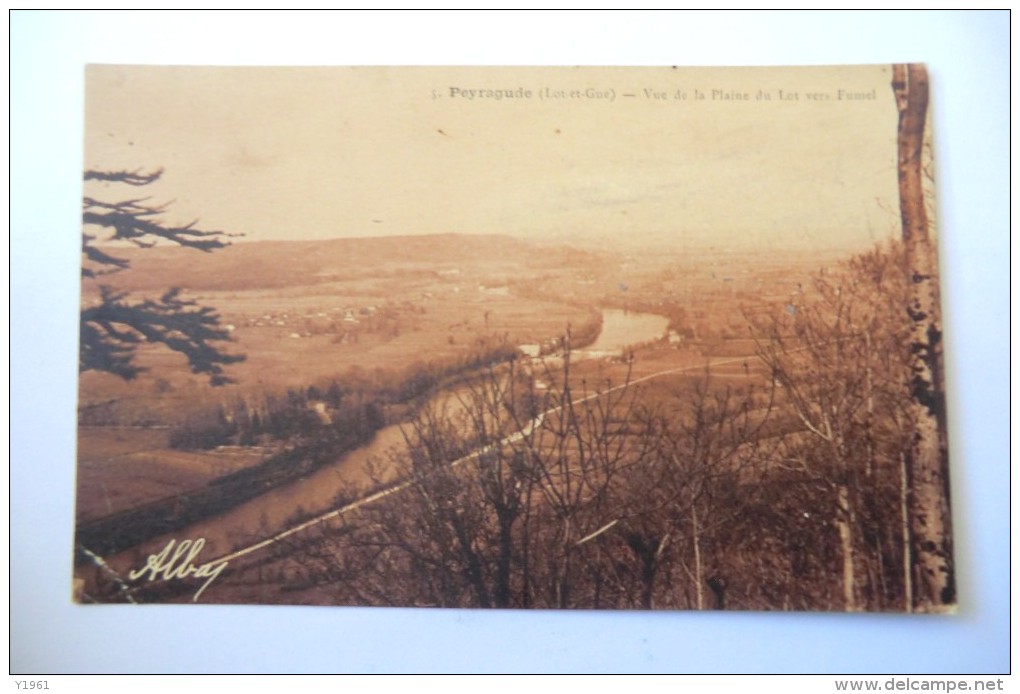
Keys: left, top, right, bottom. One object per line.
{"left": 86, "top": 233, "right": 608, "bottom": 293}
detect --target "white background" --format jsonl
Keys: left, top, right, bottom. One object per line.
{"left": 9, "top": 10, "right": 1010, "bottom": 674}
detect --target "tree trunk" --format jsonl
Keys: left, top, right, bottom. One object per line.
{"left": 495, "top": 511, "right": 514, "bottom": 608}
{"left": 899, "top": 450, "right": 913, "bottom": 612}
{"left": 692, "top": 502, "right": 704, "bottom": 610}
{"left": 836, "top": 484, "right": 857, "bottom": 611}
{"left": 891, "top": 63, "right": 955, "bottom": 610}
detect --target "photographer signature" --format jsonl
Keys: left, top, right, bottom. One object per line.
{"left": 128, "top": 538, "right": 228, "bottom": 602}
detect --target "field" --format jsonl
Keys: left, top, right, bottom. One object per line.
{"left": 78, "top": 235, "right": 612, "bottom": 420}
{"left": 76, "top": 233, "right": 840, "bottom": 530}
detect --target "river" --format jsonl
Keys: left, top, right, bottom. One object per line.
{"left": 93, "top": 307, "right": 671, "bottom": 583}
{"left": 584, "top": 308, "right": 670, "bottom": 354}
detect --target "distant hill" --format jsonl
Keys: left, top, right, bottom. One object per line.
{"left": 86, "top": 233, "right": 609, "bottom": 292}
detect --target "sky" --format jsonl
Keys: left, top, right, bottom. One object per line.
{"left": 85, "top": 64, "right": 904, "bottom": 251}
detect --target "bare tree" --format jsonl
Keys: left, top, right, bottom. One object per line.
{"left": 752, "top": 243, "right": 920, "bottom": 611}
{"left": 294, "top": 348, "right": 665, "bottom": 609}
{"left": 616, "top": 374, "right": 774, "bottom": 609}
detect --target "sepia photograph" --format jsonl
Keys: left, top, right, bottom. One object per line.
{"left": 67, "top": 62, "right": 963, "bottom": 615}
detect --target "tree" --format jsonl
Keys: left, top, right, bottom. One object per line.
{"left": 891, "top": 64, "right": 955, "bottom": 610}
{"left": 288, "top": 351, "right": 664, "bottom": 609}
{"left": 751, "top": 242, "right": 926, "bottom": 611}
{"left": 80, "top": 168, "right": 244, "bottom": 385}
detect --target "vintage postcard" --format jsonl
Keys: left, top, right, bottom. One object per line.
{"left": 74, "top": 65, "right": 954, "bottom": 612}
